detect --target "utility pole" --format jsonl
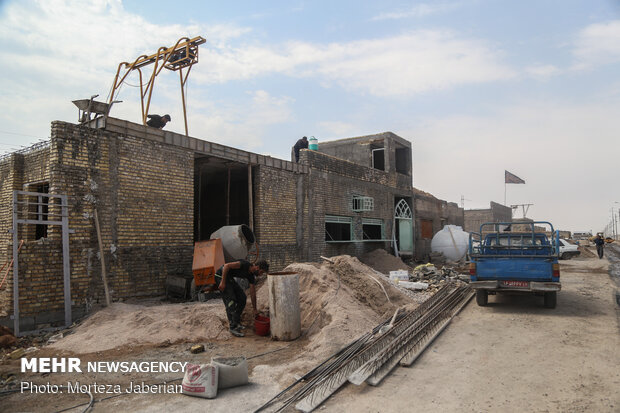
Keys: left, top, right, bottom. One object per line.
{"left": 511, "top": 203, "right": 533, "bottom": 219}
{"left": 460, "top": 195, "right": 471, "bottom": 209}
{"left": 616, "top": 202, "right": 620, "bottom": 240}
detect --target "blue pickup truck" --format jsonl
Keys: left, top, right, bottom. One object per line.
{"left": 468, "top": 221, "right": 561, "bottom": 308}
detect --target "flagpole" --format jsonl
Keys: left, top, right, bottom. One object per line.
{"left": 504, "top": 182, "right": 506, "bottom": 205}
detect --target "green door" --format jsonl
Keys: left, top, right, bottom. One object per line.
{"left": 395, "top": 199, "right": 413, "bottom": 253}
{"left": 398, "top": 219, "right": 413, "bottom": 252}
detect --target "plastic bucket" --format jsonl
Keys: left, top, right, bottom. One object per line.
{"left": 254, "top": 315, "right": 270, "bottom": 336}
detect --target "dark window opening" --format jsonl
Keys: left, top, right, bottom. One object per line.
{"left": 363, "top": 223, "right": 382, "bottom": 240}
{"left": 372, "top": 148, "right": 385, "bottom": 171}
{"left": 325, "top": 217, "right": 352, "bottom": 242}
{"left": 395, "top": 147, "right": 409, "bottom": 175}
{"left": 34, "top": 183, "right": 49, "bottom": 239}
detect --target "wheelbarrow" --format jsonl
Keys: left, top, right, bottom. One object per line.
{"left": 72, "top": 94, "right": 121, "bottom": 123}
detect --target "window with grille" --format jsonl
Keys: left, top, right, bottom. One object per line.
{"left": 352, "top": 195, "right": 374, "bottom": 212}
{"left": 325, "top": 216, "right": 352, "bottom": 242}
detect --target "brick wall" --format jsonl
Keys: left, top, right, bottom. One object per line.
{"left": 302, "top": 150, "right": 408, "bottom": 262}
{"left": 464, "top": 201, "right": 512, "bottom": 233}
{"left": 413, "top": 191, "right": 464, "bottom": 261}
{"left": 253, "top": 165, "right": 302, "bottom": 270}
{"left": 0, "top": 155, "right": 20, "bottom": 317}
{"left": 0, "top": 122, "right": 194, "bottom": 331}
{"left": 0, "top": 146, "right": 52, "bottom": 319}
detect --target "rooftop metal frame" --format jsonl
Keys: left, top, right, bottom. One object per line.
{"left": 108, "top": 36, "right": 206, "bottom": 136}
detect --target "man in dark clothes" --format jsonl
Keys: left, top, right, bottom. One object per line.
{"left": 146, "top": 114, "right": 171, "bottom": 129}
{"left": 293, "top": 136, "right": 308, "bottom": 162}
{"left": 216, "top": 259, "right": 269, "bottom": 337}
{"left": 593, "top": 234, "right": 605, "bottom": 258}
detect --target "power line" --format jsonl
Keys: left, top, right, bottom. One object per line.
{"left": 0, "top": 129, "right": 48, "bottom": 140}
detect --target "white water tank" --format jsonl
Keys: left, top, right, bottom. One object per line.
{"left": 430, "top": 225, "right": 469, "bottom": 262}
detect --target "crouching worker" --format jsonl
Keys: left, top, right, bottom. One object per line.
{"left": 216, "top": 259, "right": 269, "bottom": 337}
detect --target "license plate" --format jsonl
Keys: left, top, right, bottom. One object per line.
{"left": 501, "top": 280, "right": 529, "bottom": 288}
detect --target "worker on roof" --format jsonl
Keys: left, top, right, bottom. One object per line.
{"left": 293, "top": 136, "right": 308, "bottom": 163}
{"left": 146, "top": 114, "right": 171, "bottom": 129}
{"left": 216, "top": 259, "right": 269, "bottom": 337}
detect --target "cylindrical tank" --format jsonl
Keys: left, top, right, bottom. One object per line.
{"left": 268, "top": 271, "right": 301, "bottom": 341}
{"left": 430, "top": 225, "right": 469, "bottom": 262}
{"left": 210, "top": 225, "right": 255, "bottom": 262}
{"left": 308, "top": 136, "right": 318, "bottom": 151}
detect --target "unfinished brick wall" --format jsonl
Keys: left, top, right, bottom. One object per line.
{"left": 464, "top": 201, "right": 511, "bottom": 233}
{"left": 413, "top": 192, "right": 464, "bottom": 261}
{"left": 0, "top": 147, "right": 52, "bottom": 319}
{"left": 0, "top": 122, "right": 194, "bottom": 331}
{"left": 253, "top": 165, "right": 303, "bottom": 270}
{"left": 0, "top": 155, "right": 20, "bottom": 317}
{"left": 252, "top": 147, "right": 412, "bottom": 269}
{"left": 49, "top": 122, "right": 194, "bottom": 306}
{"left": 301, "top": 150, "right": 409, "bottom": 262}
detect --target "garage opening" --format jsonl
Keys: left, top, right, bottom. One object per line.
{"left": 194, "top": 156, "right": 254, "bottom": 241}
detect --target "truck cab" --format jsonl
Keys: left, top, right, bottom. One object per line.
{"left": 469, "top": 221, "right": 561, "bottom": 308}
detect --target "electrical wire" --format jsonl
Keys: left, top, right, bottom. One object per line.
{"left": 0, "top": 130, "right": 47, "bottom": 140}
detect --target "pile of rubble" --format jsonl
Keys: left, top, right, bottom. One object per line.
{"left": 378, "top": 263, "right": 469, "bottom": 303}
{"left": 408, "top": 263, "right": 469, "bottom": 292}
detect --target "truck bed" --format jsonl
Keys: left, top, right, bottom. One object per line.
{"left": 469, "top": 223, "right": 561, "bottom": 308}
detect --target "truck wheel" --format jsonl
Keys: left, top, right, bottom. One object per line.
{"left": 560, "top": 253, "right": 567, "bottom": 260}
{"left": 544, "top": 291, "right": 557, "bottom": 308}
{"left": 476, "top": 290, "right": 488, "bottom": 306}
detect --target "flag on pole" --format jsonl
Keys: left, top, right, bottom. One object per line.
{"left": 505, "top": 170, "right": 525, "bottom": 184}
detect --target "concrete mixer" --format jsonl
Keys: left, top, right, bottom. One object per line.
{"left": 190, "top": 225, "right": 258, "bottom": 300}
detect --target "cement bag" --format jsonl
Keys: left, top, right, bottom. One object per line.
{"left": 211, "top": 357, "right": 249, "bottom": 389}
{"left": 182, "top": 363, "right": 219, "bottom": 399}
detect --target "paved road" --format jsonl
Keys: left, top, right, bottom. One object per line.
{"left": 325, "top": 252, "right": 620, "bottom": 413}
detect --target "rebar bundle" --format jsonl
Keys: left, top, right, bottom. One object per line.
{"left": 254, "top": 283, "right": 474, "bottom": 413}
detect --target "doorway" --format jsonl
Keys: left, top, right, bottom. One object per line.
{"left": 394, "top": 197, "right": 413, "bottom": 254}
{"left": 194, "top": 156, "right": 253, "bottom": 241}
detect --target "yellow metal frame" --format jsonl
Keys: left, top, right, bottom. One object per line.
{"left": 108, "top": 36, "right": 206, "bottom": 135}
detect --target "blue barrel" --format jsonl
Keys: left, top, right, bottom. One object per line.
{"left": 308, "top": 136, "right": 318, "bottom": 151}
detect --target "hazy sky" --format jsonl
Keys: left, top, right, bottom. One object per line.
{"left": 0, "top": 0, "right": 619, "bottom": 234}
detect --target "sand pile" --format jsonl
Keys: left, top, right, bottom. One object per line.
{"left": 51, "top": 255, "right": 415, "bottom": 358}
{"left": 257, "top": 255, "right": 413, "bottom": 359}
{"left": 360, "top": 249, "right": 412, "bottom": 274}
{"left": 50, "top": 301, "right": 232, "bottom": 354}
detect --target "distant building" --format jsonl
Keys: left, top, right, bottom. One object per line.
{"left": 464, "top": 201, "right": 512, "bottom": 233}
{"left": 412, "top": 188, "right": 464, "bottom": 261}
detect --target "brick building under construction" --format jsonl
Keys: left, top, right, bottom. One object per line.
{"left": 0, "top": 117, "right": 425, "bottom": 333}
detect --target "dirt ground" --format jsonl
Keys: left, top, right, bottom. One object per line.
{"left": 2, "top": 247, "right": 618, "bottom": 412}
{"left": 0, "top": 255, "right": 414, "bottom": 412}
{"left": 324, "top": 246, "right": 620, "bottom": 412}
